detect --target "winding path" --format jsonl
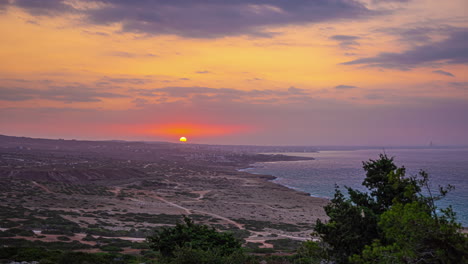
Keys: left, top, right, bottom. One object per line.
{"left": 32, "top": 181, "right": 52, "bottom": 193}
{"left": 128, "top": 193, "right": 245, "bottom": 230}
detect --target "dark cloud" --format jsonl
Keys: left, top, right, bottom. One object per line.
{"left": 449, "top": 82, "right": 468, "bottom": 89}
{"left": 130, "top": 85, "right": 311, "bottom": 103}
{"left": 288, "top": 86, "right": 308, "bottom": 95}
{"left": 330, "top": 35, "right": 360, "bottom": 49}
{"left": 132, "top": 98, "right": 149, "bottom": 107}
{"left": 246, "top": 78, "right": 263, "bottom": 81}
{"left": 342, "top": 29, "right": 468, "bottom": 69}
{"left": 335, "top": 85, "right": 357, "bottom": 89}
{"left": 0, "top": 0, "right": 7, "bottom": 10}
{"left": 82, "top": 30, "right": 109, "bottom": 36}
{"left": 432, "top": 70, "right": 455, "bottom": 77}
{"left": 25, "top": 19, "right": 38, "bottom": 25}
{"left": 107, "top": 51, "right": 156, "bottom": 58}
{"left": 195, "top": 71, "right": 211, "bottom": 74}
{"left": 5, "top": 0, "right": 373, "bottom": 38}
{"left": 100, "top": 76, "right": 153, "bottom": 85}
{"left": 144, "top": 86, "right": 243, "bottom": 98}
{"left": 0, "top": 86, "right": 128, "bottom": 103}
{"left": 0, "top": 87, "right": 36, "bottom": 101}
{"left": 13, "top": 0, "right": 74, "bottom": 16}
{"left": 365, "top": 93, "right": 384, "bottom": 100}
{"left": 330, "top": 35, "right": 360, "bottom": 41}
{"left": 108, "top": 51, "right": 136, "bottom": 58}
{"left": 372, "top": 0, "right": 411, "bottom": 3}
{"left": 377, "top": 25, "right": 459, "bottom": 45}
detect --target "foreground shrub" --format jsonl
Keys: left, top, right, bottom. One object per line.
{"left": 167, "top": 246, "right": 254, "bottom": 264}
{"left": 147, "top": 216, "right": 251, "bottom": 263}
{"left": 0, "top": 247, "right": 147, "bottom": 264}
{"left": 147, "top": 216, "right": 242, "bottom": 257}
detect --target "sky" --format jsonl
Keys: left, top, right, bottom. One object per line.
{"left": 0, "top": 0, "right": 467, "bottom": 146}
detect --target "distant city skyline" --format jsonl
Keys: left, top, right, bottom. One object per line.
{"left": 0, "top": 0, "right": 467, "bottom": 146}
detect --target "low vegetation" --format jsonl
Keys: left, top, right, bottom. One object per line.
{"left": 146, "top": 216, "right": 250, "bottom": 263}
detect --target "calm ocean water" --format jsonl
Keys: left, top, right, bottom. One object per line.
{"left": 243, "top": 148, "right": 468, "bottom": 226}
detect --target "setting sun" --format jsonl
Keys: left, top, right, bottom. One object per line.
{"left": 179, "top": 137, "right": 187, "bottom": 142}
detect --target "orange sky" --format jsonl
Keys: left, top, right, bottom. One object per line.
{"left": 0, "top": 0, "right": 467, "bottom": 145}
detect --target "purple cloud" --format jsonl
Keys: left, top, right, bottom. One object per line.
{"left": 288, "top": 86, "right": 308, "bottom": 95}
{"left": 0, "top": 86, "right": 128, "bottom": 103}
{"left": 432, "top": 70, "right": 455, "bottom": 77}
{"left": 0, "top": 0, "right": 7, "bottom": 12}
{"left": 195, "top": 71, "right": 211, "bottom": 74}
{"left": 13, "top": 0, "right": 74, "bottom": 16}
{"left": 342, "top": 29, "right": 468, "bottom": 69}
{"left": 372, "top": 0, "right": 412, "bottom": 3}
{"left": 330, "top": 35, "right": 361, "bottom": 49}
{"left": 107, "top": 51, "right": 157, "bottom": 58}
{"left": 335, "top": 85, "right": 357, "bottom": 89}
{"left": 132, "top": 98, "right": 149, "bottom": 107}
{"left": 4, "top": 0, "right": 373, "bottom": 38}
{"left": 100, "top": 76, "right": 153, "bottom": 85}
{"left": 130, "top": 86, "right": 313, "bottom": 102}
{"left": 449, "top": 82, "right": 468, "bottom": 89}
{"left": 377, "top": 25, "right": 460, "bottom": 45}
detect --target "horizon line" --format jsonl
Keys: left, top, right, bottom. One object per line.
{"left": 1, "top": 134, "right": 467, "bottom": 149}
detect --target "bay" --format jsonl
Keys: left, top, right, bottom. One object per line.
{"left": 243, "top": 148, "right": 468, "bottom": 226}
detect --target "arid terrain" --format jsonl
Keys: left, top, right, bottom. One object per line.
{"left": 0, "top": 135, "right": 328, "bottom": 254}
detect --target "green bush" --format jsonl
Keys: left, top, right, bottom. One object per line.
{"left": 57, "top": 236, "right": 71, "bottom": 241}
{"left": 6, "top": 228, "right": 35, "bottom": 237}
{"left": 0, "top": 247, "right": 146, "bottom": 264}
{"left": 147, "top": 216, "right": 242, "bottom": 258}
{"left": 295, "top": 241, "right": 326, "bottom": 264}
{"left": 7, "top": 247, "right": 50, "bottom": 262}
{"left": 0, "top": 230, "right": 15, "bottom": 237}
{"left": 100, "top": 245, "right": 123, "bottom": 252}
{"left": 167, "top": 246, "right": 254, "bottom": 264}
{"left": 82, "top": 234, "right": 96, "bottom": 241}
{"left": 265, "top": 238, "right": 302, "bottom": 251}
{"left": 146, "top": 216, "right": 253, "bottom": 263}
{"left": 0, "top": 247, "right": 19, "bottom": 259}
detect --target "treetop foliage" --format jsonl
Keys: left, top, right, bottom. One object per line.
{"left": 146, "top": 216, "right": 242, "bottom": 258}
{"left": 314, "top": 154, "right": 468, "bottom": 264}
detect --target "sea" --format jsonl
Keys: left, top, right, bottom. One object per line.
{"left": 241, "top": 148, "right": 468, "bottom": 227}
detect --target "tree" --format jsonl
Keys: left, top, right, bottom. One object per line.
{"left": 314, "top": 154, "right": 467, "bottom": 264}
{"left": 314, "top": 187, "right": 379, "bottom": 263}
{"left": 146, "top": 216, "right": 244, "bottom": 261}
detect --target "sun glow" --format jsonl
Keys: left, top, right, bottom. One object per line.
{"left": 179, "top": 136, "right": 187, "bottom": 142}
{"left": 144, "top": 123, "right": 252, "bottom": 139}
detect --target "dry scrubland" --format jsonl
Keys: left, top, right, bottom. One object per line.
{"left": 0, "top": 135, "right": 327, "bottom": 254}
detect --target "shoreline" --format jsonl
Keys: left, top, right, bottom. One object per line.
{"left": 241, "top": 150, "right": 468, "bottom": 228}
{"left": 236, "top": 155, "right": 322, "bottom": 199}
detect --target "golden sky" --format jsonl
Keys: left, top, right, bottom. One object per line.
{"left": 0, "top": 0, "right": 467, "bottom": 145}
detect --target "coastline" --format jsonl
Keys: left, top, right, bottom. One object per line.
{"left": 241, "top": 150, "right": 468, "bottom": 228}
{"left": 236, "top": 154, "right": 320, "bottom": 198}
